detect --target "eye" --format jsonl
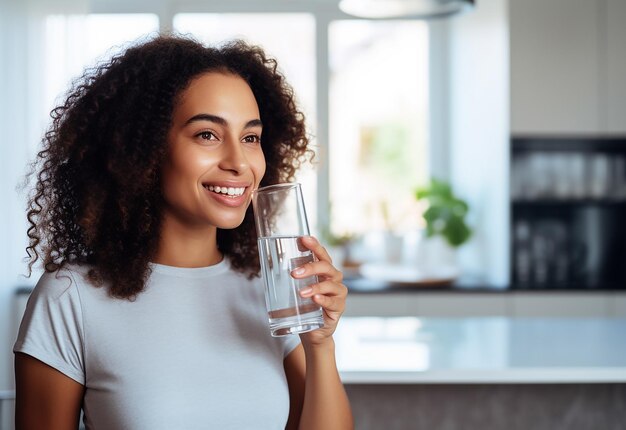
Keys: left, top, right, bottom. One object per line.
{"left": 242, "top": 134, "right": 261, "bottom": 144}
{"left": 196, "top": 131, "right": 218, "bottom": 141}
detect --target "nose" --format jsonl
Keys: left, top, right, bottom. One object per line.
{"left": 218, "top": 138, "right": 249, "bottom": 175}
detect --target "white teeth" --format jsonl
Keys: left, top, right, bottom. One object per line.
{"left": 204, "top": 185, "right": 245, "bottom": 196}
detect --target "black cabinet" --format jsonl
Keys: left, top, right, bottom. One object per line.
{"left": 511, "top": 137, "right": 626, "bottom": 289}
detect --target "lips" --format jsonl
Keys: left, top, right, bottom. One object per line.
{"left": 202, "top": 181, "right": 251, "bottom": 208}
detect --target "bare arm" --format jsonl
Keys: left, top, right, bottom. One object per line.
{"left": 284, "top": 343, "right": 353, "bottom": 430}
{"left": 15, "top": 352, "right": 84, "bottom": 430}
{"left": 284, "top": 236, "right": 354, "bottom": 430}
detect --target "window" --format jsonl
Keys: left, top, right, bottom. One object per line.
{"left": 33, "top": 6, "right": 434, "bottom": 245}
{"left": 41, "top": 14, "right": 160, "bottom": 141}
{"left": 328, "top": 20, "right": 429, "bottom": 238}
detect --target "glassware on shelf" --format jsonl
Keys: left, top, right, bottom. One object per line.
{"left": 552, "top": 152, "right": 571, "bottom": 199}
{"left": 511, "top": 138, "right": 626, "bottom": 290}
{"left": 588, "top": 153, "right": 612, "bottom": 199}
{"left": 513, "top": 219, "right": 579, "bottom": 287}
{"left": 612, "top": 156, "right": 626, "bottom": 199}
{"left": 512, "top": 151, "right": 626, "bottom": 202}
{"left": 568, "top": 153, "right": 587, "bottom": 200}
{"left": 513, "top": 220, "right": 532, "bottom": 285}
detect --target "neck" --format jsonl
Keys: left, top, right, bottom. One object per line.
{"left": 152, "top": 213, "right": 222, "bottom": 268}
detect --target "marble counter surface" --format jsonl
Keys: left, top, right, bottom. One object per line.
{"left": 334, "top": 317, "right": 626, "bottom": 384}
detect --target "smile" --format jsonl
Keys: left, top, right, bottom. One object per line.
{"left": 203, "top": 184, "right": 246, "bottom": 197}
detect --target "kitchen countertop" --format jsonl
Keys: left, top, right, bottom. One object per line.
{"left": 344, "top": 276, "right": 626, "bottom": 293}
{"left": 334, "top": 317, "right": 626, "bottom": 384}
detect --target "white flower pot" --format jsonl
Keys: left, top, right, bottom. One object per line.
{"left": 415, "top": 235, "right": 459, "bottom": 279}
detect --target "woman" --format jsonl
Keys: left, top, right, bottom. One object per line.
{"left": 14, "top": 35, "right": 353, "bottom": 429}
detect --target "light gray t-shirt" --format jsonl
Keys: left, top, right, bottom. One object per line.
{"left": 14, "top": 258, "right": 301, "bottom": 430}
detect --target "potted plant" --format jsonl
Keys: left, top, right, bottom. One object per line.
{"left": 414, "top": 179, "right": 472, "bottom": 277}
{"left": 415, "top": 178, "right": 472, "bottom": 247}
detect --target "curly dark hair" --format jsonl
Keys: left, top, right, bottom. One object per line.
{"left": 25, "top": 34, "right": 312, "bottom": 299}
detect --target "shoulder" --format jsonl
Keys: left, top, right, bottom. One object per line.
{"left": 15, "top": 265, "right": 89, "bottom": 385}
{"left": 32, "top": 263, "right": 95, "bottom": 301}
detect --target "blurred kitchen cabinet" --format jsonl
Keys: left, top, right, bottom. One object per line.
{"left": 510, "top": 137, "right": 626, "bottom": 290}
{"left": 511, "top": 293, "right": 610, "bottom": 317}
{"left": 345, "top": 293, "right": 507, "bottom": 317}
{"left": 606, "top": 0, "right": 626, "bottom": 133}
{"left": 510, "top": 0, "right": 626, "bottom": 134}
{"left": 610, "top": 292, "right": 626, "bottom": 317}
{"left": 510, "top": 0, "right": 601, "bottom": 134}
{"left": 415, "top": 293, "right": 508, "bottom": 317}
{"left": 344, "top": 294, "right": 414, "bottom": 316}
{"left": 345, "top": 292, "right": 619, "bottom": 317}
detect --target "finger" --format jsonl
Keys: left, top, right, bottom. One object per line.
{"left": 299, "top": 236, "right": 333, "bottom": 264}
{"left": 291, "top": 260, "right": 342, "bottom": 281}
{"left": 299, "top": 280, "right": 348, "bottom": 299}
{"left": 311, "top": 293, "right": 345, "bottom": 314}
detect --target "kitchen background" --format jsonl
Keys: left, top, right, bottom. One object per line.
{"left": 1, "top": 0, "right": 625, "bottom": 429}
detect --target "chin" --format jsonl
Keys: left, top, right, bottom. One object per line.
{"left": 213, "top": 215, "right": 248, "bottom": 230}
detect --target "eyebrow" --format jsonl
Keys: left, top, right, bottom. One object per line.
{"left": 184, "top": 113, "right": 262, "bottom": 129}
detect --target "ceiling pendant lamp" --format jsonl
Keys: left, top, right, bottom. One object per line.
{"left": 339, "top": 0, "right": 474, "bottom": 19}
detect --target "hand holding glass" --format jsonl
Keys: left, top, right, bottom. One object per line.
{"left": 252, "top": 183, "right": 324, "bottom": 337}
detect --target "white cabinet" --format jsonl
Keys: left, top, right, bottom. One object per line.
{"left": 413, "top": 293, "right": 509, "bottom": 317}
{"left": 345, "top": 293, "right": 508, "bottom": 317}
{"left": 345, "top": 291, "right": 626, "bottom": 317}
{"left": 510, "top": 0, "right": 601, "bottom": 134}
{"left": 345, "top": 294, "right": 414, "bottom": 316}
{"left": 510, "top": 293, "right": 610, "bottom": 317}
{"left": 510, "top": 0, "right": 626, "bottom": 134}
{"left": 606, "top": 0, "right": 626, "bottom": 133}
{"left": 610, "top": 292, "right": 626, "bottom": 317}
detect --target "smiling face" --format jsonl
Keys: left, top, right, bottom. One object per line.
{"left": 161, "top": 72, "right": 266, "bottom": 231}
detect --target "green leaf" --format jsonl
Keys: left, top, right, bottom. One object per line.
{"left": 415, "top": 178, "right": 472, "bottom": 247}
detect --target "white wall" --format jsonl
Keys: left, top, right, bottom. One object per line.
{"left": 446, "top": 0, "right": 510, "bottom": 285}
{"left": 0, "top": 0, "right": 35, "bottom": 397}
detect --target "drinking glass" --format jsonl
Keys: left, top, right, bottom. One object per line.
{"left": 252, "top": 183, "right": 324, "bottom": 337}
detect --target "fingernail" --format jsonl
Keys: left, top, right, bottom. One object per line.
{"left": 300, "top": 287, "right": 313, "bottom": 296}
{"left": 306, "top": 236, "right": 317, "bottom": 243}
{"left": 293, "top": 267, "right": 305, "bottom": 276}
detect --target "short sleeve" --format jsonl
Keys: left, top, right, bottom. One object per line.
{"left": 13, "top": 269, "right": 86, "bottom": 385}
{"left": 281, "top": 334, "right": 301, "bottom": 358}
